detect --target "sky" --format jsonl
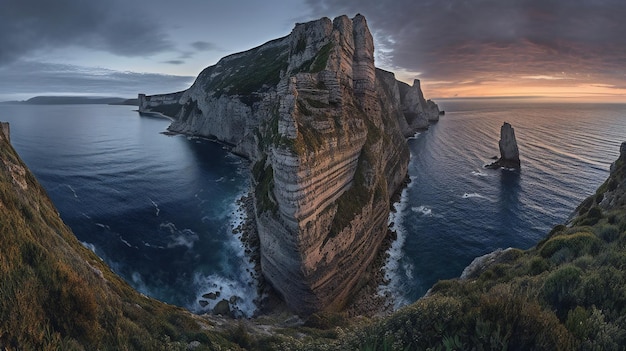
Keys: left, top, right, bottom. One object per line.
{"left": 1, "top": 0, "right": 625, "bottom": 102}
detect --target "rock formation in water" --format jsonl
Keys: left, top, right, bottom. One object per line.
{"left": 487, "top": 122, "right": 520, "bottom": 169}
{"left": 139, "top": 14, "right": 440, "bottom": 314}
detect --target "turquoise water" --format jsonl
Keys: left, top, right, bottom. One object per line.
{"left": 1, "top": 101, "right": 625, "bottom": 312}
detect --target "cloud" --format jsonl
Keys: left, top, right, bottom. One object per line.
{"left": 191, "top": 41, "right": 218, "bottom": 52}
{"left": 304, "top": 0, "right": 626, "bottom": 94}
{"left": 0, "top": 61, "right": 195, "bottom": 100}
{"left": 164, "top": 60, "right": 185, "bottom": 65}
{"left": 0, "top": 0, "right": 174, "bottom": 66}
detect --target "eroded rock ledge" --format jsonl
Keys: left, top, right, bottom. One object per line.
{"left": 139, "top": 14, "right": 439, "bottom": 314}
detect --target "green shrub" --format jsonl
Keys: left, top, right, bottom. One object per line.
{"left": 595, "top": 223, "right": 620, "bottom": 242}
{"left": 527, "top": 256, "right": 550, "bottom": 275}
{"left": 539, "top": 232, "right": 602, "bottom": 260}
{"left": 541, "top": 265, "right": 582, "bottom": 319}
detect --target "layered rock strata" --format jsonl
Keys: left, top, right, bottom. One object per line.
{"left": 139, "top": 15, "right": 439, "bottom": 313}
{"left": 487, "top": 122, "right": 521, "bottom": 169}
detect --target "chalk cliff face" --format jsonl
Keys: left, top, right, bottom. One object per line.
{"left": 139, "top": 15, "right": 439, "bottom": 313}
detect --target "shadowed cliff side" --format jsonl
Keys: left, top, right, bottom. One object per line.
{"left": 0, "top": 125, "right": 237, "bottom": 350}
{"left": 139, "top": 14, "right": 440, "bottom": 314}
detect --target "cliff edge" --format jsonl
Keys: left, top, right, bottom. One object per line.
{"left": 139, "top": 15, "right": 440, "bottom": 314}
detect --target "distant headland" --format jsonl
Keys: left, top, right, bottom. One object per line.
{"left": 0, "top": 96, "right": 138, "bottom": 106}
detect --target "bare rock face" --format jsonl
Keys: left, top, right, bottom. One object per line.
{"left": 487, "top": 122, "right": 520, "bottom": 169}
{"left": 138, "top": 15, "right": 439, "bottom": 314}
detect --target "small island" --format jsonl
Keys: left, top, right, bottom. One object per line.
{"left": 486, "top": 122, "right": 521, "bottom": 169}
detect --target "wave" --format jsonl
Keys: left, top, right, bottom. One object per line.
{"left": 159, "top": 222, "right": 200, "bottom": 249}
{"left": 81, "top": 241, "right": 97, "bottom": 253}
{"left": 95, "top": 223, "right": 110, "bottom": 230}
{"left": 408, "top": 131, "right": 422, "bottom": 140}
{"left": 66, "top": 184, "right": 78, "bottom": 198}
{"left": 191, "top": 193, "right": 259, "bottom": 317}
{"left": 149, "top": 198, "right": 160, "bottom": 216}
{"left": 120, "top": 237, "right": 133, "bottom": 248}
{"left": 378, "top": 186, "right": 413, "bottom": 308}
{"left": 471, "top": 170, "right": 488, "bottom": 177}
{"left": 412, "top": 205, "right": 433, "bottom": 217}
{"left": 462, "top": 192, "right": 486, "bottom": 199}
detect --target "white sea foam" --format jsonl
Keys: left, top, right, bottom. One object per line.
{"left": 462, "top": 192, "right": 485, "bottom": 199}
{"left": 192, "top": 193, "right": 259, "bottom": 317}
{"left": 167, "top": 229, "right": 199, "bottom": 249}
{"left": 378, "top": 186, "right": 413, "bottom": 309}
{"left": 408, "top": 131, "right": 422, "bottom": 140}
{"left": 215, "top": 176, "right": 225, "bottom": 183}
{"left": 81, "top": 241, "right": 97, "bottom": 253}
{"left": 120, "top": 237, "right": 133, "bottom": 248}
{"left": 149, "top": 198, "right": 160, "bottom": 216}
{"left": 471, "top": 170, "right": 488, "bottom": 177}
{"left": 66, "top": 184, "right": 78, "bottom": 198}
{"left": 412, "top": 205, "right": 433, "bottom": 217}
{"left": 95, "top": 223, "right": 110, "bottom": 230}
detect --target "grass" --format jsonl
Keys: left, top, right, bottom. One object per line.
{"left": 205, "top": 42, "right": 289, "bottom": 105}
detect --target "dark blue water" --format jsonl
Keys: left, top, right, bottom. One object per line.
{"left": 381, "top": 100, "right": 626, "bottom": 307}
{"left": 2, "top": 101, "right": 625, "bottom": 313}
{"left": 0, "top": 104, "right": 257, "bottom": 316}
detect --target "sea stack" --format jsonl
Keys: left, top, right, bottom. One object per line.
{"left": 487, "top": 122, "right": 520, "bottom": 169}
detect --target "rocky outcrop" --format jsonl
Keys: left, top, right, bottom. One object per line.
{"left": 139, "top": 15, "right": 439, "bottom": 314}
{"left": 0, "top": 122, "right": 9, "bottom": 143}
{"left": 576, "top": 141, "right": 626, "bottom": 214}
{"left": 487, "top": 122, "right": 521, "bottom": 169}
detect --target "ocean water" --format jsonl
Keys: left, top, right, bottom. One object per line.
{"left": 0, "top": 104, "right": 257, "bottom": 316}
{"left": 381, "top": 100, "right": 626, "bottom": 307}
{"left": 1, "top": 101, "right": 625, "bottom": 313}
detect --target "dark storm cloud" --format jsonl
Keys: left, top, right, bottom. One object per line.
{"left": 0, "top": 0, "right": 173, "bottom": 66}
{"left": 191, "top": 41, "right": 219, "bottom": 52}
{"left": 305, "top": 0, "right": 626, "bottom": 83}
{"left": 0, "top": 61, "right": 194, "bottom": 99}
{"left": 164, "top": 60, "right": 185, "bottom": 65}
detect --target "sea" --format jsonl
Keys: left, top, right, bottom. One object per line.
{"left": 1, "top": 100, "right": 625, "bottom": 314}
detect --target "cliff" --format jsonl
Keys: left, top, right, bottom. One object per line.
{"left": 139, "top": 15, "right": 440, "bottom": 313}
